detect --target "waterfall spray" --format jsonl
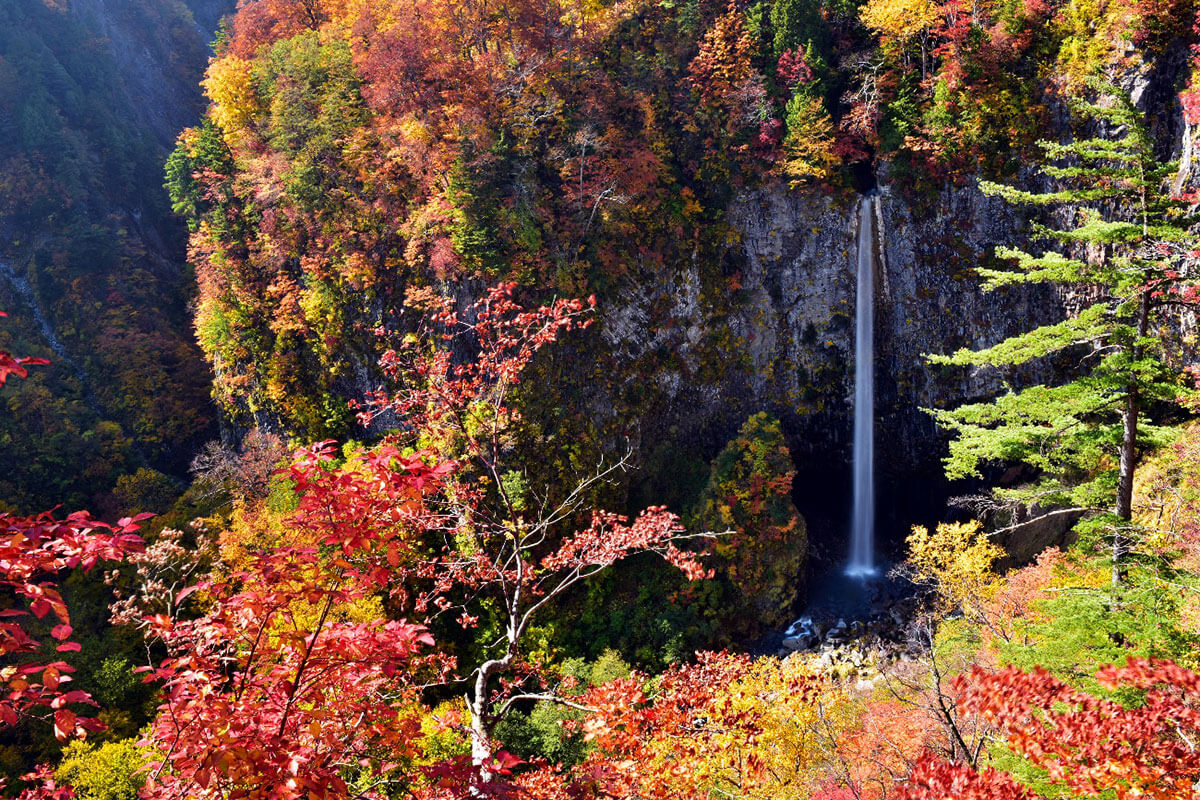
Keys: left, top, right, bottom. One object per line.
{"left": 846, "top": 195, "right": 877, "bottom": 578}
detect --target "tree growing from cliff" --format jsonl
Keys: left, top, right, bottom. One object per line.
{"left": 928, "top": 85, "right": 1199, "bottom": 560}
{"left": 689, "top": 412, "right": 806, "bottom": 642}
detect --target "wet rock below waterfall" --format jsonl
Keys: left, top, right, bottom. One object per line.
{"left": 775, "top": 590, "right": 921, "bottom": 659}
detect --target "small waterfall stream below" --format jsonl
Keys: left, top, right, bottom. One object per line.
{"left": 0, "top": 258, "right": 153, "bottom": 468}
{"left": 846, "top": 195, "right": 877, "bottom": 578}
{"left": 0, "top": 259, "right": 105, "bottom": 419}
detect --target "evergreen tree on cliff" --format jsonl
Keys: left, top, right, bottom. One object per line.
{"left": 930, "top": 83, "right": 1199, "bottom": 535}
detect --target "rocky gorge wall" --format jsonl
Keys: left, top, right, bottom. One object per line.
{"left": 161, "top": 10, "right": 1196, "bottom": 576}
{"left": 593, "top": 56, "right": 1200, "bottom": 565}
{"left": 594, "top": 176, "right": 1064, "bottom": 563}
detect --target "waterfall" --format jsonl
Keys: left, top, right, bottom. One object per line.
{"left": 846, "top": 196, "right": 877, "bottom": 578}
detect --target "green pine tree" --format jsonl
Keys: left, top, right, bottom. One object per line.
{"left": 928, "top": 83, "right": 1198, "bottom": 559}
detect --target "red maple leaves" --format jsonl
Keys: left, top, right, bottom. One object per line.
{"left": 132, "top": 284, "right": 712, "bottom": 798}
{"left": 0, "top": 511, "right": 147, "bottom": 738}
{"left": 138, "top": 446, "right": 448, "bottom": 800}
{"left": 0, "top": 311, "right": 49, "bottom": 386}
{"left": 897, "top": 658, "right": 1200, "bottom": 800}
{"left": 139, "top": 563, "right": 434, "bottom": 800}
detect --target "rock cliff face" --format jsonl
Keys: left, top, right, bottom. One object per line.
{"left": 596, "top": 55, "right": 1197, "bottom": 563}
{"left": 595, "top": 177, "right": 1063, "bottom": 560}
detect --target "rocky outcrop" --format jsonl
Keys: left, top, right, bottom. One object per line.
{"left": 595, "top": 175, "right": 1063, "bottom": 557}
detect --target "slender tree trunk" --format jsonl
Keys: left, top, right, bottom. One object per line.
{"left": 1115, "top": 393, "right": 1138, "bottom": 522}
{"left": 1112, "top": 292, "right": 1150, "bottom": 608}
{"left": 469, "top": 664, "right": 497, "bottom": 795}
{"left": 1115, "top": 292, "right": 1150, "bottom": 522}
{"left": 1113, "top": 388, "right": 1134, "bottom": 609}
{"left": 468, "top": 621, "right": 518, "bottom": 795}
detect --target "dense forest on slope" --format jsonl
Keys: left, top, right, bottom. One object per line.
{"left": 168, "top": 0, "right": 1197, "bottom": 442}
{"left": 0, "top": 0, "right": 227, "bottom": 513}
{"left": 163, "top": 0, "right": 1200, "bottom": 567}
{"left": 1, "top": 0, "right": 1200, "bottom": 797}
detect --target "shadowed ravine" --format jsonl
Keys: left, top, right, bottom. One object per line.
{"left": 0, "top": 257, "right": 151, "bottom": 468}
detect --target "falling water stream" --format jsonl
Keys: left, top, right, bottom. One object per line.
{"left": 846, "top": 196, "right": 877, "bottom": 578}
{"left": 0, "top": 258, "right": 106, "bottom": 419}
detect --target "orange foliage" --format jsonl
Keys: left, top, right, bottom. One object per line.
{"left": 978, "top": 547, "right": 1065, "bottom": 648}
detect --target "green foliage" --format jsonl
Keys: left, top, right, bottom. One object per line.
{"left": 929, "top": 305, "right": 1110, "bottom": 369}
{"left": 929, "top": 87, "right": 1197, "bottom": 518}
{"left": 0, "top": 0, "right": 215, "bottom": 512}
{"left": 876, "top": 70, "right": 922, "bottom": 153}
{"left": 165, "top": 120, "right": 235, "bottom": 231}
{"left": 496, "top": 650, "right": 632, "bottom": 766}
{"left": 558, "top": 555, "right": 714, "bottom": 672}
{"left": 995, "top": 549, "right": 1200, "bottom": 694}
{"left": 689, "top": 412, "right": 807, "bottom": 642}
{"left": 254, "top": 32, "right": 368, "bottom": 208}
{"left": 265, "top": 471, "right": 301, "bottom": 514}
{"left": 781, "top": 89, "right": 838, "bottom": 184}
{"left": 55, "top": 739, "right": 147, "bottom": 800}
{"left": 769, "top": 0, "right": 832, "bottom": 89}
{"left": 113, "top": 468, "right": 181, "bottom": 516}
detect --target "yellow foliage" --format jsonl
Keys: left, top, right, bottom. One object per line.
{"left": 1054, "top": 0, "right": 1137, "bottom": 89}
{"left": 559, "top": 0, "right": 612, "bottom": 26}
{"left": 656, "top": 658, "right": 858, "bottom": 799}
{"left": 1133, "top": 424, "right": 1199, "bottom": 549}
{"left": 781, "top": 96, "right": 838, "bottom": 186}
{"left": 203, "top": 56, "right": 260, "bottom": 145}
{"left": 416, "top": 699, "right": 471, "bottom": 765}
{"left": 398, "top": 115, "right": 434, "bottom": 147}
{"left": 734, "top": 660, "right": 855, "bottom": 800}
{"left": 219, "top": 502, "right": 300, "bottom": 574}
{"left": 859, "top": 0, "right": 941, "bottom": 41}
{"left": 905, "top": 520, "right": 1004, "bottom": 617}
{"left": 216, "top": 502, "right": 385, "bottom": 652}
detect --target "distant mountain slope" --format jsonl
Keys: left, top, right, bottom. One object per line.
{"left": 0, "top": 0, "right": 234, "bottom": 513}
